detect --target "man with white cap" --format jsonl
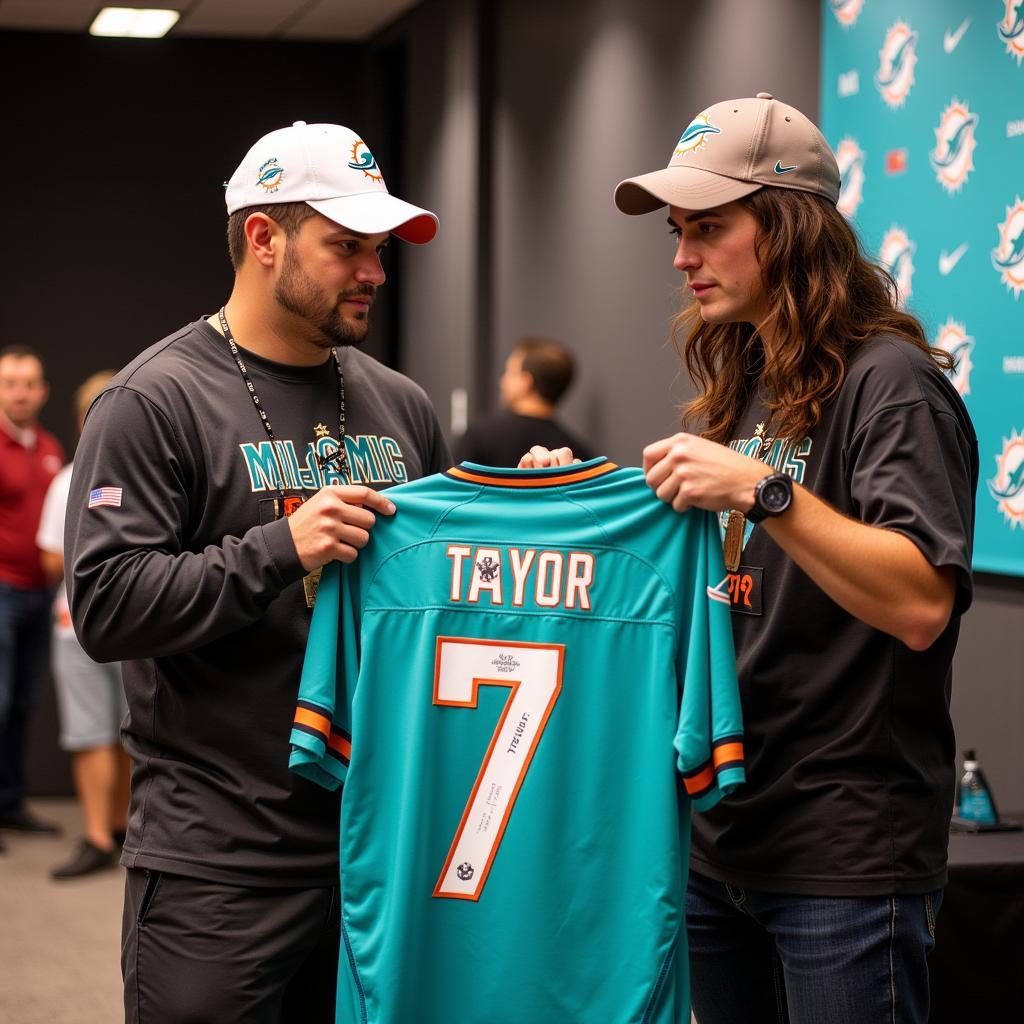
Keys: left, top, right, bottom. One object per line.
{"left": 66, "top": 121, "right": 448, "bottom": 1022}
{"left": 529, "top": 93, "right": 977, "bottom": 1023}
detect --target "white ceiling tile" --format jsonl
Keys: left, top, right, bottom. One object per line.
{"left": 175, "top": 0, "right": 308, "bottom": 37}
{"left": 0, "top": 0, "right": 90, "bottom": 31}
{"left": 282, "top": 0, "right": 419, "bottom": 40}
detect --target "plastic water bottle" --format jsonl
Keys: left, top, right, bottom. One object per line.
{"left": 958, "top": 749, "right": 998, "bottom": 825}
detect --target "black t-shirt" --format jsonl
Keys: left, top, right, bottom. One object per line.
{"left": 66, "top": 319, "right": 450, "bottom": 886}
{"left": 453, "top": 410, "right": 595, "bottom": 467}
{"left": 691, "top": 335, "right": 978, "bottom": 896}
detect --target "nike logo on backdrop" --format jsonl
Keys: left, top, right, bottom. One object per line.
{"left": 939, "top": 243, "right": 969, "bottom": 275}
{"left": 943, "top": 18, "right": 970, "bottom": 53}
{"left": 774, "top": 161, "right": 797, "bottom": 174}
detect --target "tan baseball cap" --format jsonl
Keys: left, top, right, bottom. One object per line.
{"left": 614, "top": 93, "right": 840, "bottom": 215}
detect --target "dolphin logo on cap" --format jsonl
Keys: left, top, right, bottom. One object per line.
{"left": 675, "top": 115, "right": 721, "bottom": 158}
{"left": 348, "top": 140, "right": 383, "bottom": 182}
{"left": 256, "top": 157, "right": 284, "bottom": 194}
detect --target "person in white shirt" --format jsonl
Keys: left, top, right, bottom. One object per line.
{"left": 37, "top": 370, "right": 129, "bottom": 879}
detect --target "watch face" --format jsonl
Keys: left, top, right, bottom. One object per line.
{"left": 761, "top": 479, "right": 791, "bottom": 512}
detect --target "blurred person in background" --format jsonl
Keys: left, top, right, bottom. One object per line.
{"left": 455, "top": 336, "right": 594, "bottom": 466}
{"left": 0, "top": 344, "right": 65, "bottom": 843}
{"left": 38, "top": 369, "right": 130, "bottom": 879}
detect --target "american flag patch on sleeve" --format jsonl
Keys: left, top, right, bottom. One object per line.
{"left": 88, "top": 487, "right": 123, "bottom": 509}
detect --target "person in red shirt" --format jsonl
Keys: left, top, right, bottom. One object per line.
{"left": 0, "top": 344, "right": 65, "bottom": 838}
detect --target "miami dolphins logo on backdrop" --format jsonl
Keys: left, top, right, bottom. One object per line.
{"left": 256, "top": 157, "right": 284, "bottom": 194}
{"left": 831, "top": 0, "right": 864, "bottom": 29}
{"left": 930, "top": 100, "right": 979, "bottom": 193}
{"left": 991, "top": 197, "right": 1024, "bottom": 298}
{"left": 988, "top": 429, "right": 1024, "bottom": 528}
{"left": 835, "top": 137, "right": 866, "bottom": 218}
{"left": 876, "top": 22, "right": 919, "bottom": 108}
{"left": 674, "top": 115, "right": 721, "bottom": 158}
{"left": 879, "top": 226, "right": 916, "bottom": 307}
{"left": 348, "top": 140, "right": 383, "bottom": 182}
{"left": 934, "top": 318, "right": 975, "bottom": 395}
{"left": 998, "top": 1, "right": 1024, "bottom": 65}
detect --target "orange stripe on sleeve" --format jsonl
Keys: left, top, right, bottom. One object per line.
{"left": 328, "top": 732, "right": 352, "bottom": 761}
{"left": 713, "top": 742, "right": 744, "bottom": 767}
{"left": 294, "top": 706, "right": 331, "bottom": 737}
{"left": 684, "top": 766, "right": 715, "bottom": 795}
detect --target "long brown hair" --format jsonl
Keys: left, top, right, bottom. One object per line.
{"left": 677, "top": 188, "right": 951, "bottom": 443}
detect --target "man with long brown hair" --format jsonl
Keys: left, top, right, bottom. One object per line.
{"left": 613, "top": 92, "right": 978, "bottom": 1024}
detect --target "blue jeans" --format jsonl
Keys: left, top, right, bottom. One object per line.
{"left": 686, "top": 870, "right": 941, "bottom": 1024}
{"left": 0, "top": 581, "right": 53, "bottom": 814}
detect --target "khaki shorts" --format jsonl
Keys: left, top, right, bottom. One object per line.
{"left": 52, "top": 631, "right": 126, "bottom": 750}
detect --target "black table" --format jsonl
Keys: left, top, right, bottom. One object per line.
{"left": 929, "top": 818, "right": 1024, "bottom": 1021}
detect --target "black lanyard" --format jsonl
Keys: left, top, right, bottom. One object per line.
{"left": 218, "top": 308, "right": 348, "bottom": 498}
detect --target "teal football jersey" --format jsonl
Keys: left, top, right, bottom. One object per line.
{"left": 290, "top": 458, "right": 744, "bottom": 1024}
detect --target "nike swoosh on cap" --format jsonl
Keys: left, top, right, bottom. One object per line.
{"left": 774, "top": 161, "right": 798, "bottom": 174}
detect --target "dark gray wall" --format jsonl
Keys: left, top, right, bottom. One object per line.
{"left": 951, "top": 576, "right": 1024, "bottom": 812}
{"left": 493, "top": 0, "right": 824, "bottom": 461}
{"left": 389, "top": 0, "right": 484, "bottom": 434}
{"left": 391, "top": 0, "right": 1024, "bottom": 809}
{"left": 396, "top": 0, "right": 826, "bottom": 453}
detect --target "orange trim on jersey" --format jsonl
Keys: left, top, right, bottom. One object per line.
{"left": 293, "top": 706, "right": 352, "bottom": 761}
{"left": 294, "top": 706, "right": 331, "bottom": 736}
{"left": 713, "top": 742, "right": 744, "bottom": 768}
{"left": 447, "top": 462, "right": 618, "bottom": 488}
{"left": 328, "top": 731, "right": 352, "bottom": 761}
{"left": 684, "top": 765, "right": 715, "bottom": 796}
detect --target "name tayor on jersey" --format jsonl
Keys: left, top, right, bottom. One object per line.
{"left": 447, "top": 545, "right": 595, "bottom": 610}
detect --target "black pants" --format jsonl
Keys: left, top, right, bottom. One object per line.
{"left": 0, "top": 582, "right": 52, "bottom": 814}
{"left": 123, "top": 868, "right": 340, "bottom": 1024}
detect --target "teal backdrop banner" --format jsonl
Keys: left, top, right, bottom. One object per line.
{"left": 821, "top": 0, "right": 1024, "bottom": 576}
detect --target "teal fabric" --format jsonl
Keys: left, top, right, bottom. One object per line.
{"left": 290, "top": 458, "right": 744, "bottom": 1024}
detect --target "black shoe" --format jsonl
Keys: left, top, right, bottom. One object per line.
{"left": 0, "top": 808, "right": 63, "bottom": 834}
{"left": 51, "top": 838, "right": 117, "bottom": 880}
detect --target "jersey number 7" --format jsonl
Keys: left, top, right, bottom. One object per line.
{"left": 432, "top": 637, "right": 564, "bottom": 901}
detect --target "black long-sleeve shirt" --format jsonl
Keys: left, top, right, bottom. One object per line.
{"left": 66, "top": 318, "right": 449, "bottom": 885}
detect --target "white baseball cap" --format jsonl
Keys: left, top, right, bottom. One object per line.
{"left": 225, "top": 121, "right": 438, "bottom": 244}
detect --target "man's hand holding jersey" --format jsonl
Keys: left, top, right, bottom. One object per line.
{"left": 288, "top": 486, "right": 396, "bottom": 570}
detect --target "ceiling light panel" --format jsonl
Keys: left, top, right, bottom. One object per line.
{"left": 89, "top": 7, "right": 181, "bottom": 38}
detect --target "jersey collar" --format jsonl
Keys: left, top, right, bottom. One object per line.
{"left": 445, "top": 457, "right": 618, "bottom": 489}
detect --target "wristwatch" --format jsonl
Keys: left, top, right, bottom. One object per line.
{"left": 746, "top": 472, "right": 793, "bottom": 523}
